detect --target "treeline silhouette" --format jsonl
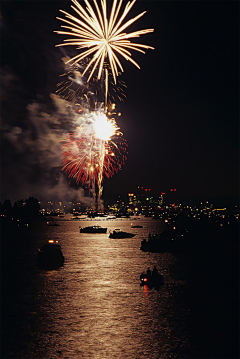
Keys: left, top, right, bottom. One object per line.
{"left": 0, "top": 197, "right": 40, "bottom": 220}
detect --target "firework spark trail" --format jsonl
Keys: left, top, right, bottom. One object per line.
{"left": 55, "top": 0, "right": 154, "bottom": 84}
{"left": 97, "top": 139, "right": 105, "bottom": 208}
{"left": 57, "top": 57, "right": 127, "bottom": 107}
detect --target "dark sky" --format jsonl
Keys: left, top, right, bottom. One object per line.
{"left": 0, "top": 0, "right": 239, "bottom": 205}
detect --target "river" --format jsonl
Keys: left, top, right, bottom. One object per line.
{"left": 1, "top": 215, "right": 239, "bottom": 358}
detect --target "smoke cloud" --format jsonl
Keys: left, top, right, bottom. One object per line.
{"left": 0, "top": 69, "right": 96, "bottom": 207}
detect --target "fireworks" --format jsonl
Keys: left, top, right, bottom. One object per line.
{"left": 56, "top": 57, "right": 127, "bottom": 104}
{"left": 54, "top": 0, "right": 153, "bottom": 209}
{"left": 61, "top": 112, "right": 127, "bottom": 190}
{"left": 55, "top": 0, "right": 154, "bottom": 83}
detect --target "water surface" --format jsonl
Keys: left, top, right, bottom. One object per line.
{"left": 1, "top": 216, "right": 238, "bottom": 358}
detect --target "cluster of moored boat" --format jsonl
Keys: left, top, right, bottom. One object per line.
{"left": 78, "top": 225, "right": 164, "bottom": 288}
{"left": 79, "top": 225, "right": 136, "bottom": 238}
{"left": 38, "top": 224, "right": 164, "bottom": 289}
{"left": 37, "top": 225, "right": 138, "bottom": 269}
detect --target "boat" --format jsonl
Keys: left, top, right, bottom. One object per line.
{"left": 131, "top": 224, "right": 144, "bottom": 228}
{"left": 140, "top": 230, "right": 187, "bottom": 253}
{"left": 140, "top": 268, "right": 164, "bottom": 288}
{"left": 109, "top": 229, "right": 135, "bottom": 238}
{"left": 80, "top": 225, "right": 108, "bottom": 233}
{"left": 71, "top": 217, "right": 81, "bottom": 221}
{"left": 105, "top": 215, "right": 116, "bottom": 220}
{"left": 37, "top": 240, "right": 64, "bottom": 269}
{"left": 46, "top": 221, "right": 60, "bottom": 226}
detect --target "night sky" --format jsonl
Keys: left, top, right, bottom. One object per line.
{"left": 0, "top": 0, "right": 239, "bottom": 205}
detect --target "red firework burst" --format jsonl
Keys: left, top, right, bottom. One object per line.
{"left": 61, "top": 130, "right": 127, "bottom": 188}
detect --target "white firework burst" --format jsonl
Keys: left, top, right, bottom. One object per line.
{"left": 55, "top": 0, "right": 154, "bottom": 83}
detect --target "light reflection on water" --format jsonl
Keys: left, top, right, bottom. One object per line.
{"left": 3, "top": 217, "right": 193, "bottom": 359}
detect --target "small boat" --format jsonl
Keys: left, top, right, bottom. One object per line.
{"left": 46, "top": 221, "right": 60, "bottom": 226}
{"left": 109, "top": 229, "right": 135, "bottom": 238}
{"left": 131, "top": 224, "right": 144, "bottom": 228}
{"left": 140, "top": 269, "right": 163, "bottom": 288}
{"left": 105, "top": 215, "right": 116, "bottom": 220}
{"left": 37, "top": 240, "right": 64, "bottom": 269}
{"left": 140, "top": 230, "right": 187, "bottom": 253}
{"left": 80, "top": 225, "right": 107, "bottom": 233}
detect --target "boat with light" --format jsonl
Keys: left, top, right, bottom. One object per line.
{"left": 37, "top": 240, "right": 64, "bottom": 269}
{"left": 109, "top": 229, "right": 135, "bottom": 238}
{"left": 140, "top": 270, "right": 164, "bottom": 288}
{"left": 80, "top": 225, "right": 108, "bottom": 233}
{"left": 131, "top": 224, "right": 144, "bottom": 228}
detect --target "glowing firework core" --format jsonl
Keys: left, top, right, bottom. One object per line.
{"left": 61, "top": 109, "right": 127, "bottom": 190}
{"left": 91, "top": 113, "right": 119, "bottom": 141}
